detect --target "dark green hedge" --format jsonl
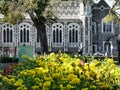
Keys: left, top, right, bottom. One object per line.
{"left": 0, "top": 56, "right": 18, "bottom": 63}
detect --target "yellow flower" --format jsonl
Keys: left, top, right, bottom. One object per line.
{"left": 60, "top": 84, "right": 63, "bottom": 88}
{"left": 107, "top": 59, "right": 114, "bottom": 64}
{"left": 44, "top": 76, "right": 52, "bottom": 81}
{"left": 29, "top": 57, "right": 33, "bottom": 61}
{"left": 0, "top": 82, "right": 2, "bottom": 87}
{"left": 89, "top": 63, "right": 96, "bottom": 69}
{"left": 16, "top": 85, "right": 28, "bottom": 90}
{"left": 52, "top": 73, "right": 61, "bottom": 79}
{"left": 43, "top": 81, "right": 51, "bottom": 87}
{"left": 97, "top": 82, "right": 105, "bottom": 86}
{"left": 42, "top": 87, "right": 49, "bottom": 90}
{"left": 37, "top": 61, "right": 45, "bottom": 67}
{"left": 90, "top": 85, "right": 96, "bottom": 89}
{"left": 22, "top": 55, "right": 27, "bottom": 59}
{"left": 60, "top": 57, "right": 64, "bottom": 61}
{"left": 35, "top": 67, "right": 45, "bottom": 75}
{"left": 82, "top": 88, "right": 88, "bottom": 90}
{"left": 20, "top": 71, "right": 27, "bottom": 76}
{"left": 61, "top": 77, "right": 67, "bottom": 81}
{"left": 67, "top": 84, "right": 75, "bottom": 89}
{"left": 67, "top": 74, "right": 77, "bottom": 81}
{"left": 28, "top": 70, "right": 36, "bottom": 76}
{"left": 83, "top": 63, "right": 89, "bottom": 70}
{"left": 39, "top": 83, "right": 42, "bottom": 88}
{"left": 8, "top": 78, "right": 15, "bottom": 84}
{"left": 2, "top": 76, "right": 8, "bottom": 82}
{"left": 34, "top": 78, "right": 41, "bottom": 84}
{"left": 48, "top": 62, "right": 55, "bottom": 67}
{"left": 0, "top": 74, "right": 2, "bottom": 78}
{"left": 96, "top": 73, "right": 103, "bottom": 79}
{"left": 31, "top": 86, "right": 39, "bottom": 90}
{"left": 14, "top": 79, "right": 23, "bottom": 87}
{"left": 100, "top": 84, "right": 111, "bottom": 90}
{"left": 50, "top": 52, "right": 56, "bottom": 57}
{"left": 70, "top": 78, "right": 80, "bottom": 85}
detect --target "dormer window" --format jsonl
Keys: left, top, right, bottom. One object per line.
{"left": 102, "top": 21, "right": 113, "bottom": 33}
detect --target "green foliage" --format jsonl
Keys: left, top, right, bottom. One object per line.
{"left": 103, "top": 0, "right": 120, "bottom": 24}
{"left": 0, "top": 56, "right": 18, "bottom": 63}
{"left": 0, "top": 0, "right": 59, "bottom": 24}
{"left": 103, "top": 13, "right": 117, "bottom": 23}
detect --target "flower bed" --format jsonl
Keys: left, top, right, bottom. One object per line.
{"left": 0, "top": 53, "right": 120, "bottom": 90}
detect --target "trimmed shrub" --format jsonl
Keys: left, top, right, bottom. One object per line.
{"left": 0, "top": 56, "right": 18, "bottom": 63}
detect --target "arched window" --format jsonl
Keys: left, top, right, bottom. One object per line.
{"left": 68, "top": 23, "right": 79, "bottom": 43}
{"left": 19, "top": 23, "right": 30, "bottom": 43}
{"left": 3, "top": 24, "right": 13, "bottom": 43}
{"left": 52, "top": 23, "right": 63, "bottom": 43}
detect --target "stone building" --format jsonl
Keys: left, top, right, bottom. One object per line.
{"left": 0, "top": 0, "right": 119, "bottom": 57}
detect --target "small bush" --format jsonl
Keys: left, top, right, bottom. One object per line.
{"left": 0, "top": 56, "right": 18, "bottom": 63}
{"left": 11, "top": 57, "right": 18, "bottom": 63}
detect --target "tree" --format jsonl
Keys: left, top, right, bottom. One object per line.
{"left": 103, "top": 0, "right": 120, "bottom": 24}
{"left": 104, "top": 0, "right": 120, "bottom": 62}
{"left": 0, "top": 0, "right": 59, "bottom": 54}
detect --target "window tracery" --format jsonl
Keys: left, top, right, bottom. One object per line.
{"left": 2, "top": 24, "right": 13, "bottom": 43}
{"left": 19, "top": 23, "right": 30, "bottom": 43}
{"left": 68, "top": 23, "right": 80, "bottom": 47}
{"left": 52, "top": 23, "right": 63, "bottom": 44}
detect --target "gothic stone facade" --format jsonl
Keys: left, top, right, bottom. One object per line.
{"left": 0, "top": 0, "right": 119, "bottom": 57}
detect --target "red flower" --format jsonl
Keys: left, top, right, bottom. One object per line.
{"left": 2, "top": 64, "right": 12, "bottom": 76}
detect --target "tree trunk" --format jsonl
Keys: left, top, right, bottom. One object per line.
{"left": 29, "top": 12, "right": 48, "bottom": 54}
{"left": 36, "top": 24, "right": 48, "bottom": 54}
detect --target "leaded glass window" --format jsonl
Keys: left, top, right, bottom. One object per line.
{"left": 68, "top": 23, "right": 79, "bottom": 43}
{"left": 102, "top": 22, "right": 112, "bottom": 33}
{"left": 3, "top": 24, "right": 13, "bottom": 43}
{"left": 19, "top": 23, "right": 30, "bottom": 43}
{"left": 52, "top": 23, "right": 63, "bottom": 43}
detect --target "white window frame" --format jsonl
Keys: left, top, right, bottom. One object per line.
{"left": 52, "top": 23, "right": 63, "bottom": 47}
{"left": 19, "top": 23, "right": 31, "bottom": 45}
{"left": 2, "top": 23, "right": 13, "bottom": 44}
{"left": 102, "top": 20, "right": 113, "bottom": 33}
{"left": 68, "top": 23, "right": 80, "bottom": 47}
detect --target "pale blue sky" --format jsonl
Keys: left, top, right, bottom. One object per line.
{"left": 94, "top": 0, "right": 115, "bottom": 6}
